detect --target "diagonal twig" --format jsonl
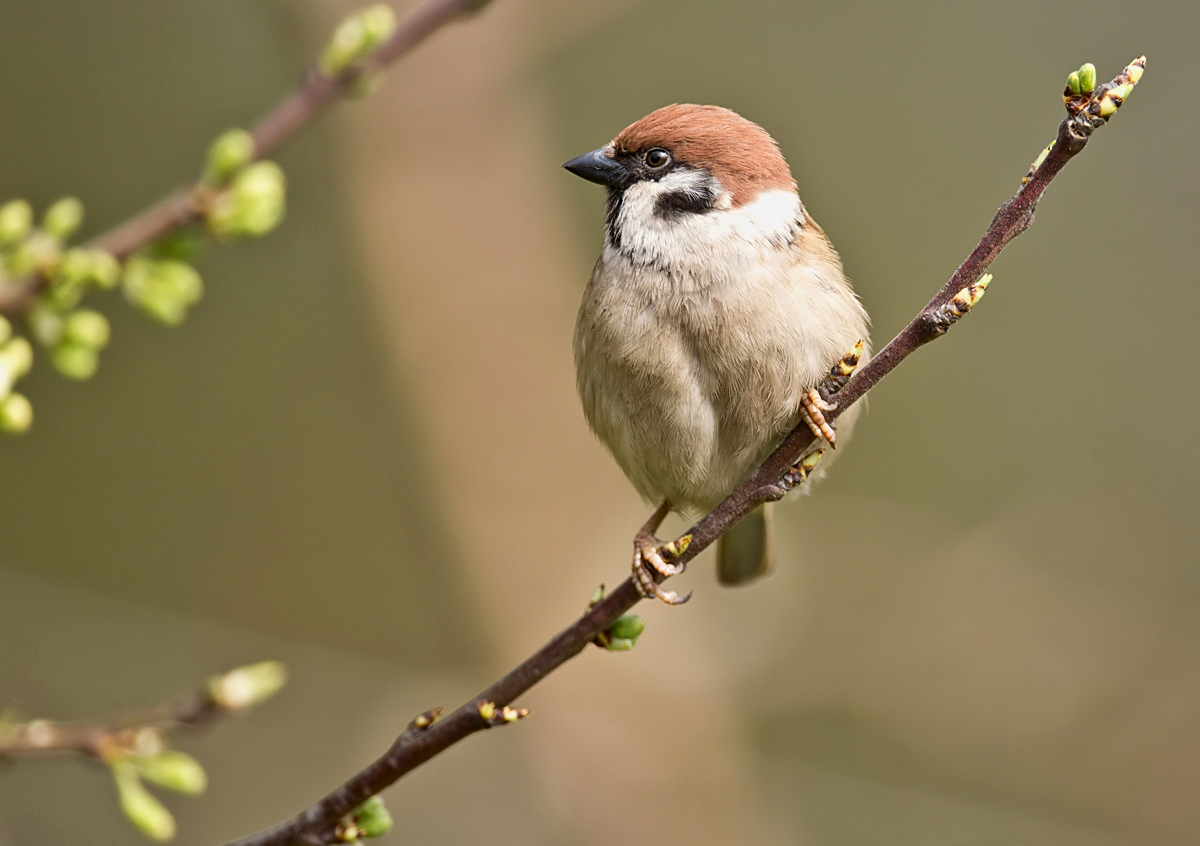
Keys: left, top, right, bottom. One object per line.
{"left": 220, "top": 54, "right": 1147, "bottom": 846}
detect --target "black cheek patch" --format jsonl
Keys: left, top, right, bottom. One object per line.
{"left": 604, "top": 187, "right": 625, "bottom": 249}
{"left": 654, "top": 184, "right": 718, "bottom": 219}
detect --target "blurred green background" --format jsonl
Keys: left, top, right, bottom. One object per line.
{"left": 2, "top": 0, "right": 1197, "bottom": 843}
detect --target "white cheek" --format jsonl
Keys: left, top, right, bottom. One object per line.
{"left": 610, "top": 183, "right": 802, "bottom": 273}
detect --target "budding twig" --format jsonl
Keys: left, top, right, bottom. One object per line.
{"left": 0, "top": 661, "right": 286, "bottom": 759}
{"left": 0, "top": 0, "right": 493, "bottom": 317}
{"left": 219, "top": 55, "right": 1146, "bottom": 846}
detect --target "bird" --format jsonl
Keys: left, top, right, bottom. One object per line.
{"left": 564, "top": 104, "right": 869, "bottom": 604}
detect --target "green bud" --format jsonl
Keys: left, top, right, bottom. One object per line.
{"left": 64, "top": 309, "right": 111, "bottom": 350}
{"left": 319, "top": 4, "right": 398, "bottom": 77}
{"left": 1, "top": 336, "right": 34, "bottom": 376}
{"left": 51, "top": 342, "right": 99, "bottom": 380}
{"left": 603, "top": 614, "right": 646, "bottom": 651}
{"left": 0, "top": 200, "right": 33, "bottom": 246}
{"left": 608, "top": 613, "right": 645, "bottom": 642}
{"left": 0, "top": 393, "right": 33, "bottom": 434}
{"left": 0, "top": 316, "right": 10, "bottom": 347}
{"left": 208, "top": 661, "right": 288, "bottom": 710}
{"left": 1077, "top": 62, "right": 1097, "bottom": 94}
{"left": 353, "top": 796, "right": 393, "bottom": 839}
{"left": 1066, "top": 71, "right": 1082, "bottom": 95}
{"left": 207, "top": 161, "right": 286, "bottom": 240}
{"left": 2, "top": 337, "right": 34, "bottom": 378}
{"left": 27, "top": 303, "right": 65, "bottom": 347}
{"left": 112, "top": 761, "right": 176, "bottom": 842}
{"left": 204, "top": 129, "right": 256, "bottom": 186}
{"left": 123, "top": 257, "right": 204, "bottom": 326}
{"left": 88, "top": 250, "right": 122, "bottom": 289}
{"left": 43, "top": 197, "right": 84, "bottom": 241}
{"left": 54, "top": 247, "right": 120, "bottom": 292}
{"left": 55, "top": 247, "right": 93, "bottom": 286}
{"left": 131, "top": 751, "right": 208, "bottom": 796}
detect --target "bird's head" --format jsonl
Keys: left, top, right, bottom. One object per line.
{"left": 564, "top": 104, "right": 802, "bottom": 265}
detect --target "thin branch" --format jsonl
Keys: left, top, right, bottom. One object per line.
{"left": 221, "top": 55, "right": 1147, "bottom": 846}
{"left": 0, "top": 0, "right": 492, "bottom": 316}
{"left": 0, "top": 662, "right": 285, "bottom": 761}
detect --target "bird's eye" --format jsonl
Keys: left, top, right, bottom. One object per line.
{"left": 644, "top": 148, "right": 672, "bottom": 169}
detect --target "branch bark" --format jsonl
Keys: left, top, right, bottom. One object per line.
{"left": 0, "top": 0, "right": 492, "bottom": 316}
{"left": 0, "top": 662, "right": 285, "bottom": 760}
{"left": 220, "top": 54, "right": 1147, "bottom": 846}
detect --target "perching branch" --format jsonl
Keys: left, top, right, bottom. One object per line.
{"left": 220, "top": 56, "right": 1147, "bottom": 846}
{"left": 0, "top": 0, "right": 491, "bottom": 317}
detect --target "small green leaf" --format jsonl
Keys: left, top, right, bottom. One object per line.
{"left": 131, "top": 751, "right": 208, "bottom": 796}
{"left": 112, "top": 761, "right": 176, "bottom": 842}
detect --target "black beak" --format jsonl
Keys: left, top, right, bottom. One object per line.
{"left": 563, "top": 147, "right": 625, "bottom": 187}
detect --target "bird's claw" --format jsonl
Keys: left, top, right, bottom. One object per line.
{"left": 801, "top": 388, "right": 838, "bottom": 448}
{"left": 632, "top": 533, "right": 691, "bottom": 605}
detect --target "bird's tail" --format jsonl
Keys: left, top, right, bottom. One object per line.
{"left": 716, "top": 504, "right": 773, "bottom": 586}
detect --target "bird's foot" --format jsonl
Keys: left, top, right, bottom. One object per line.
{"left": 801, "top": 388, "right": 838, "bottom": 448}
{"left": 632, "top": 533, "right": 691, "bottom": 605}
{"left": 800, "top": 340, "right": 866, "bottom": 449}
{"left": 630, "top": 500, "right": 691, "bottom": 606}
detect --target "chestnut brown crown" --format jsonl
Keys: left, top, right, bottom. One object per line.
{"left": 612, "top": 104, "right": 795, "bottom": 206}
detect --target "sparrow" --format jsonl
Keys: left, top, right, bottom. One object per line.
{"left": 564, "top": 104, "right": 869, "bottom": 604}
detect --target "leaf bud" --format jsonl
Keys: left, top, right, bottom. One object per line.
{"left": 208, "top": 661, "right": 288, "bottom": 710}
{"left": 1077, "top": 62, "right": 1097, "bottom": 94}
{"left": 51, "top": 341, "right": 99, "bottom": 380}
{"left": 204, "top": 129, "right": 256, "bottom": 186}
{"left": 64, "top": 309, "right": 111, "bottom": 350}
{"left": 123, "top": 257, "right": 204, "bottom": 326}
{"left": 353, "top": 796, "right": 394, "bottom": 839}
{"left": 27, "top": 302, "right": 65, "bottom": 347}
{"left": 0, "top": 393, "right": 32, "bottom": 433}
{"left": 0, "top": 200, "right": 33, "bottom": 246}
{"left": 207, "top": 161, "right": 286, "bottom": 240}
{"left": 2, "top": 336, "right": 35, "bottom": 377}
{"left": 319, "top": 4, "right": 397, "bottom": 77}
{"left": 600, "top": 609, "right": 648, "bottom": 648}
{"left": 43, "top": 197, "right": 85, "bottom": 241}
